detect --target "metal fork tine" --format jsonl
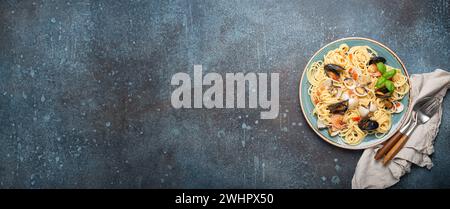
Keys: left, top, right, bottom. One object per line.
{"left": 423, "top": 98, "right": 439, "bottom": 116}
{"left": 423, "top": 100, "right": 433, "bottom": 111}
{"left": 424, "top": 105, "right": 433, "bottom": 115}
{"left": 417, "top": 99, "right": 432, "bottom": 111}
{"left": 429, "top": 102, "right": 439, "bottom": 114}
{"left": 417, "top": 98, "right": 432, "bottom": 110}
{"left": 422, "top": 98, "right": 435, "bottom": 108}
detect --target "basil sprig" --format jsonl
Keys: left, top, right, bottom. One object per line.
{"left": 374, "top": 62, "right": 397, "bottom": 92}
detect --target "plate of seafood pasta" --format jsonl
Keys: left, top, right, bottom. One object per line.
{"left": 299, "top": 37, "right": 411, "bottom": 149}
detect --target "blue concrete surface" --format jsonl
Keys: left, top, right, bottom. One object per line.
{"left": 0, "top": 0, "right": 449, "bottom": 188}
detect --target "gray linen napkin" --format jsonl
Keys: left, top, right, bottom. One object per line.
{"left": 352, "top": 69, "right": 450, "bottom": 189}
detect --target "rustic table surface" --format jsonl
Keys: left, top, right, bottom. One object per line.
{"left": 0, "top": 0, "right": 449, "bottom": 188}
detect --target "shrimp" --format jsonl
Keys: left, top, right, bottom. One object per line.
{"left": 368, "top": 64, "right": 381, "bottom": 77}
{"left": 330, "top": 114, "right": 347, "bottom": 130}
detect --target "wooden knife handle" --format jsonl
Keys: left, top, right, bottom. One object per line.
{"left": 383, "top": 133, "right": 409, "bottom": 165}
{"left": 374, "top": 131, "right": 403, "bottom": 160}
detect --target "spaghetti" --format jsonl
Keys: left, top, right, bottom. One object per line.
{"left": 306, "top": 44, "right": 409, "bottom": 145}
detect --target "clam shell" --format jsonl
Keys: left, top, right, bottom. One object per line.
{"left": 341, "top": 92, "right": 350, "bottom": 101}
{"left": 327, "top": 128, "right": 339, "bottom": 137}
{"left": 354, "top": 86, "right": 368, "bottom": 97}
{"left": 317, "top": 119, "right": 327, "bottom": 129}
{"left": 393, "top": 101, "right": 404, "bottom": 113}
{"left": 322, "top": 78, "right": 333, "bottom": 88}
{"left": 369, "top": 102, "right": 378, "bottom": 112}
{"left": 348, "top": 97, "right": 359, "bottom": 110}
{"left": 358, "top": 106, "right": 369, "bottom": 118}
{"left": 343, "top": 78, "right": 356, "bottom": 90}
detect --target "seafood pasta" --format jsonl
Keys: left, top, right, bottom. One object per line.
{"left": 306, "top": 44, "right": 409, "bottom": 145}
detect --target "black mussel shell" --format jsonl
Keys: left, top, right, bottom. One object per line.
{"left": 358, "top": 118, "right": 379, "bottom": 131}
{"left": 324, "top": 64, "right": 345, "bottom": 80}
{"left": 375, "top": 86, "right": 392, "bottom": 99}
{"left": 324, "top": 64, "right": 345, "bottom": 72}
{"left": 384, "top": 100, "right": 394, "bottom": 109}
{"left": 328, "top": 100, "right": 348, "bottom": 114}
{"left": 325, "top": 69, "right": 340, "bottom": 80}
{"left": 368, "top": 56, "right": 386, "bottom": 65}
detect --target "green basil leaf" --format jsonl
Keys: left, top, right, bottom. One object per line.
{"left": 385, "top": 80, "right": 395, "bottom": 92}
{"left": 375, "top": 77, "right": 387, "bottom": 89}
{"left": 383, "top": 69, "right": 397, "bottom": 80}
{"left": 376, "top": 62, "right": 387, "bottom": 74}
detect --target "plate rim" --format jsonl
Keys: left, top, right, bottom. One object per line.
{"left": 298, "top": 37, "right": 412, "bottom": 150}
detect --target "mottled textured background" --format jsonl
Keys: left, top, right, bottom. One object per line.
{"left": 0, "top": 0, "right": 449, "bottom": 188}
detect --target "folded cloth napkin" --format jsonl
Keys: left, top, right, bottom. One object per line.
{"left": 352, "top": 69, "right": 450, "bottom": 189}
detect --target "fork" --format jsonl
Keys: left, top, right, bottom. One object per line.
{"left": 375, "top": 97, "right": 435, "bottom": 160}
{"left": 374, "top": 111, "right": 415, "bottom": 160}
{"left": 382, "top": 97, "right": 440, "bottom": 165}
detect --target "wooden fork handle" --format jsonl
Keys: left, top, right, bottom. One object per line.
{"left": 383, "top": 133, "right": 409, "bottom": 165}
{"left": 374, "top": 131, "right": 403, "bottom": 160}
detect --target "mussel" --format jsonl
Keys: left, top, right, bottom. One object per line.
{"left": 382, "top": 100, "right": 404, "bottom": 113}
{"left": 328, "top": 100, "right": 348, "bottom": 114}
{"left": 383, "top": 100, "right": 394, "bottom": 109}
{"left": 368, "top": 56, "right": 386, "bottom": 65}
{"left": 358, "top": 118, "right": 379, "bottom": 131}
{"left": 324, "top": 64, "right": 345, "bottom": 81}
{"left": 375, "top": 86, "right": 392, "bottom": 99}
